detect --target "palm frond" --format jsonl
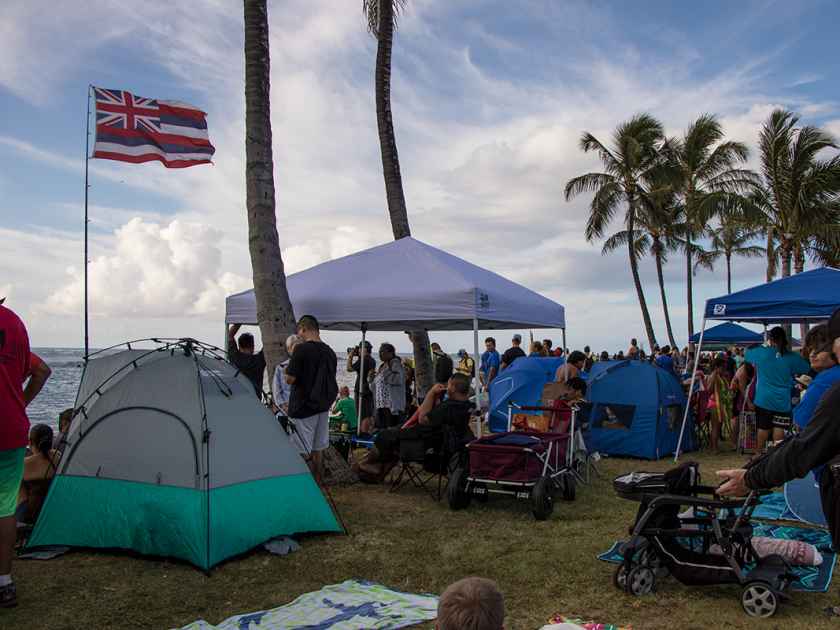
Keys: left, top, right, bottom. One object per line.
{"left": 363, "top": 0, "right": 408, "bottom": 37}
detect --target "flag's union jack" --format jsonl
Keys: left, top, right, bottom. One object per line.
{"left": 92, "top": 86, "right": 215, "bottom": 168}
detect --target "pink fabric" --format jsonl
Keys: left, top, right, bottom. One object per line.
{"left": 711, "top": 536, "right": 822, "bottom": 566}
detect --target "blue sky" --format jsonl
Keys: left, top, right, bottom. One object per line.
{"left": 1, "top": 0, "right": 838, "bottom": 353}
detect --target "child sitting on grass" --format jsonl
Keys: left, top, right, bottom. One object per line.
{"left": 436, "top": 577, "right": 505, "bottom": 630}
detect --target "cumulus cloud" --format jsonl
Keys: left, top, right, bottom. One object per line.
{"left": 44, "top": 218, "right": 249, "bottom": 318}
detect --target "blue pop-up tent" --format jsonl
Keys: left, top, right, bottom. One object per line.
{"left": 688, "top": 322, "right": 763, "bottom": 346}
{"left": 488, "top": 357, "right": 564, "bottom": 432}
{"left": 676, "top": 267, "right": 840, "bottom": 459}
{"left": 583, "top": 360, "right": 690, "bottom": 460}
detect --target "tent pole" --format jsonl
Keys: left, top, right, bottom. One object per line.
{"left": 356, "top": 324, "right": 367, "bottom": 437}
{"left": 561, "top": 328, "right": 567, "bottom": 354}
{"left": 763, "top": 323, "right": 768, "bottom": 342}
{"left": 675, "top": 316, "right": 706, "bottom": 462}
{"left": 472, "top": 318, "right": 481, "bottom": 435}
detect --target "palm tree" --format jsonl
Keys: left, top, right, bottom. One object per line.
{"left": 694, "top": 195, "right": 765, "bottom": 294}
{"left": 663, "top": 114, "right": 754, "bottom": 341}
{"left": 242, "top": 0, "right": 297, "bottom": 376}
{"left": 363, "top": 0, "right": 434, "bottom": 397}
{"left": 565, "top": 113, "right": 666, "bottom": 351}
{"left": 757, "top": 109, "right": 840, "bottom": 279}
{"left": 601, "top": 190, "right": 682, "bottom": 349}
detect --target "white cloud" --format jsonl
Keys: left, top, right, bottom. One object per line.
{"left": 44, "top": 218, "right": 249, "bottom": 318}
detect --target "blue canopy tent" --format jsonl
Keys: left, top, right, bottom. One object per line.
{"left": 487, "top": 357, "right": 564, "bottom": 432}
{"left": 583, "top": 360, "right": 689, "bottom": 460}
{"left": 676, "top": 267, "right": 840, "bottom": 460}
{"left": 687, "top": 322, "right": 763, "bottom": 347}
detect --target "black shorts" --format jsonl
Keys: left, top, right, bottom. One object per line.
{"left": 755, "top": 405, "right": 791, "bottom": 431}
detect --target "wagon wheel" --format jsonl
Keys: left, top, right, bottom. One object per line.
{"left": 531, "top": 476, "right": 554, "bottom": 520}
{"left": 447, "top": 467, "right": 471, "bottom": 510}
{"left": 741, "top": 582, "right": 779, "bottom": 618}
{"left": 626, "top": 566, "right": 656, "bottom": 596}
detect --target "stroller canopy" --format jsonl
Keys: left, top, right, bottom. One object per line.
{"left": 28, "top": 340, "right": 340, "bottom": 570}
{"left": 487, "top": 357, "right": 564, "bottom": 432}
{"left": 583, "top": 360, "right": 690, "bottom": 460}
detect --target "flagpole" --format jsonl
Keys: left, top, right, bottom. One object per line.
{"left": 84, "top": 85, "right": 92, "bottom": 361}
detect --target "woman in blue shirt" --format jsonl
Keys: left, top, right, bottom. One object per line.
{"left": 745, "top": 326, "right": 810, "bottom": 451}
{"left": 794, "top": 324, "right": 840, "bottom": 430}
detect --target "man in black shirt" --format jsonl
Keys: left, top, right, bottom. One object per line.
{"left": 347, "top": 341, "right": 376, "bottom": 427}
{"left": 362, "top": 373, "right": 475, "bottom": 475}
{"left": 500, "top": 334, "right": 526, "bottom": 371}
{"left": 285, "top": 315, "right": 338, "bottom": 484}
{"left": 718, "top": 307, "right": 840, "bottom": 551}
{"left": 431, "top": 342, "right": 454, "bottom": 385}
{"left": 227, "top": 324, "right": 266, "bottom": 397}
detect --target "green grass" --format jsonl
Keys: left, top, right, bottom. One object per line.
{"left": 8, "top": 449, "right": 839, "bottom": 629}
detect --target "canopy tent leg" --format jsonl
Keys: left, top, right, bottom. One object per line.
{"left": 356, "top": 325, "right": 367, "bottom": 437}
{"left": 561, "top": 328, "right": 567, "bottom": 354}
{"left": 472, "top": 317, "right": 481, "bottom": 435}
{"left": 675, "top": 316, "right": 706, "bottom": 462}
{"left": 763, "top": 323, "right": 768, "bottom": 342}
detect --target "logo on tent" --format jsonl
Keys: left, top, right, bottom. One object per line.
{"left": 713, "top": 304, "right": 726, "bottom": 315}
{"left": 478, "top": 292, "right": 490, "bottom": 309}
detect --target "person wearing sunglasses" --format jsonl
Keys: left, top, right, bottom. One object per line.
{"left": 793, "top": 324, "right": 840, "bottom": 431}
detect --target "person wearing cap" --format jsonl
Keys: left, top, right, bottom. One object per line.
{"left": 455, "top": 349, "right": 475, "bottom": 378}
{"left": 500, "top": 335, "right": 526, "bottom": 371}
{"left": 718, "top": 307, "right": 840, "bottom": 566}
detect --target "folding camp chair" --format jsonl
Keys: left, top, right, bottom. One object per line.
{"left": 389, "top": 426, "right": 467, "bottom": 501}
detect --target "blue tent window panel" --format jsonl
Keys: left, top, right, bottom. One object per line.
{"left": 665, "top": 404, "right": 682, "bottom": 431}
{"left": 589, "top": 403, "right": 635, "bottom": 430}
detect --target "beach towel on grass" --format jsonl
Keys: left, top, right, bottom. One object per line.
{"left": 173, "top": 580, "right": 437, "bottom": 630}
{"left": 598, "top": 523, "right": 836, "bottom": 592}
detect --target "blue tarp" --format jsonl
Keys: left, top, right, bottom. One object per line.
{"left": 583, "top": 360, "right": 692, "bottom": 460}
{"left": 226, "top": 237, "right": 566, "bottom": 331}
{"left": 704, "top": 267, "right": 840, "bottom": 323}
{"left": 488, "top": 357, "right": 563, "bottom": 432}
{"left": 688, "top": 322, "right": 763, "bottom": 345}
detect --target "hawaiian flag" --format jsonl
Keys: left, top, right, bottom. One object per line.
{"left": 92, "top": 87, "right": 215, "bottom": 168}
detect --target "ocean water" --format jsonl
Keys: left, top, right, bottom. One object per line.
{"left": 28, "top": 347, "right": 364, "bottom": 431}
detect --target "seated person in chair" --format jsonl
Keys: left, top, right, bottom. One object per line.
{"left": 356, "top": 373, "right": 475, "bottom": 481}
{"left": 16, "top": 424, "right": 59, "bottom": 525}
{"left": 329, "top": 386, "right": 358, "bottom": 432}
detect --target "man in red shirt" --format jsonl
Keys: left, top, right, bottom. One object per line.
{"left": 0, "top": 303, "right": 50, "bottom": 608}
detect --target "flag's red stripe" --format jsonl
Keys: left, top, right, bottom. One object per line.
{"left": 92, "top": 150, "right": 212, "bottom": 168}
{"left": 158, "top": 103, "right": 208, "bottom": 121}
{"left": 96, "top": 101, "right": 160, "bottom": 117}
{"left": 95, "top": 124, "right": 213, "bottom": 148}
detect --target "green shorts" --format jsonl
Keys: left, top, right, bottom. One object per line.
{"left": 0, "top": 448, "right": 25, "bottom": 518}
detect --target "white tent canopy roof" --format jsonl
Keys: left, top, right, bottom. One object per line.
{"left": 225, "top": 237, "right": 565, "bottom": 331}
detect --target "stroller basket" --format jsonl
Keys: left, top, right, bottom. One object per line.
{"left": 613, "top": 462, "right": 701, "bottom": 502}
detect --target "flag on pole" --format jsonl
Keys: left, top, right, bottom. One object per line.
{"left": 92, "top": 87, "right": 215, "bottom": 168}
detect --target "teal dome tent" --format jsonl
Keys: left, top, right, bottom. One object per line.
{"left": 27, "top": 339, "right": 341, "bottom": 570}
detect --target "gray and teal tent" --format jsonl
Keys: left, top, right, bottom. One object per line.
{"left": 28, "top": 339, "right": 340, "bottom": 570}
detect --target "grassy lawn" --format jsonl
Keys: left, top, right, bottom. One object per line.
{"left": 8, "top": 449, "right": 839, "bottom": 629}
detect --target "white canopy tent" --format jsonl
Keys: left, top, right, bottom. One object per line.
{"left": 225, "top": 237, "right": 566, "bottom": 423}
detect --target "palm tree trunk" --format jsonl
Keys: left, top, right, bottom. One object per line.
{"left": 685, "top": 236, "right": 694, "bottom": 342}
{"left": 628, "top": 199, "right": 657, "bottom": 351}
{"left": 780, "top": 240, "right": 792, "bottom": 278}
{"left": 243, "top": 0, "right": 296, "bottom": 378}
{"left": 726, "top": 252, "right": 732, "bottom": 294}
{"left": 654, "top": 242, "right": 677, "bottom": 349}
{"left": 373, "top": 0, "right": 433, "bottom": 397}
{"left": 794, "top": 244, "right": 807, "bottom": 342}
{"left": 765, "top": 231, "right": 775, "bottom": 282}
{"left": 374, "top": 0, "right": 410, "bottom": 240}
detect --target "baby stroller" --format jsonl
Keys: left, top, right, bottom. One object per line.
{"left": 613, "top": 462, "right": 796, "bottom": 618}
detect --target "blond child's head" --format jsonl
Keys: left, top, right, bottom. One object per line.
{"left": 436, "top": 577, "right": 504, "bottom": 630}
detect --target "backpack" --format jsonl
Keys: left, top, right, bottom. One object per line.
{"left": 309, "top": 344, "right": 338, "bottom": 413}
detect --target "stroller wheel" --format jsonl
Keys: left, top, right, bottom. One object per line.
{"left": 447, "top": 467, "right": 471, "bottom": 511}
{"left": 561, "top": 474, "right": 576, "bottom": 501}
{"left": 613, "top": 563, "right": 630, "bottom": 591}
{"left": 639, "top": 547, "right": 668, "bottom": 579}
{"left": 741, "top": 582, "right": 779, "bottom": 618}
{"left": 626, "top": 566, "right": 656, "bottom": 596}
{"left": 531, "top": 476, "right": 554, "bottom": 520}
